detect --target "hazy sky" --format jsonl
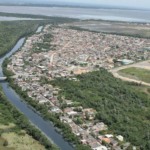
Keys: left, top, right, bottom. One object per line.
{"left": 65, "top": 0, "right": 150, "bottom": 8}
{"left": 0, "top": 0, "right": 150, "bottom": 9}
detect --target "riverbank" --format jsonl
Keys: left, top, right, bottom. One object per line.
{"left": 0, "top": 25, "right": 83, "bottom": 150}
{"left": 0, "top": 21, "right": 41, "bottom": 57}
{"left": 0, "top": 25, "right": 60, "bottom": 150}
{"left": 0, "top": 87, "right": 58, "bottom": 150}
{"left": 2, "top": 39, "right": 91, "bottom": 150}
{"left": 5, "top": 77, "right": 90, "bottom": 150}
{"left": 0, "top": 17, "right": 77, "bottom": 57}
{"left": 5, "top": 21, "right": 150, "bottom": 149}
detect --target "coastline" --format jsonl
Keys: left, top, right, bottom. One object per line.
{"left": 0, "top": 6, "right": 150, "bottom": 23}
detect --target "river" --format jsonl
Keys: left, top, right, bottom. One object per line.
{"left": 0, "top": 27, "right": 74, "bottom": 150}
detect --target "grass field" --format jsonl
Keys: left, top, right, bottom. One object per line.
{"left": 2, "top": 132, "right": 45, "bottom": 150}
{"left": 0, "top": 99, "right": 45, "bottom": 150}
{"left": 0, "top": 123, "right": 15, "bottom": 130}
{"left": 0, "top": 119, "right": 45, "bottom": 150}
{"left": 119, "top": 67, "right": 150, "bottom": 83}
{"left": 0, "top": 137, "right": 15, "bottom": 150}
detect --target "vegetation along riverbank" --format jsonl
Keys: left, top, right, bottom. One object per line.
{"left": 0, "top": 87, "right": 58, "bottom": 150}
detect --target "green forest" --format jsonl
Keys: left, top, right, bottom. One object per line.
{"left": 6, "top": 77, "right": 91, "bottom": 150}
{"left": 1, "top": 19, "right": 89, "bottom": 150}
{"left": 0, "top": 21, "right": 40, "bottom": 56}
{"left": 3, "top": 59, "right": 91, "bottom": 150}
{"left": 0, "top": 14, "right": 77, "bottom": 59}
{"left": 51, "top": 68, "right": 150, "bottom": 149}
{"left": 0, "top": 17, "right": 76, "bottom": 57}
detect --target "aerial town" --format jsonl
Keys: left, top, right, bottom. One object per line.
{"left": 7, "top": 24, "right": 150, "bottom": 150}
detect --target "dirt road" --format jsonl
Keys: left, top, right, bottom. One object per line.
{"left": 109, "top": 60, "right": 150, "bottom": 86}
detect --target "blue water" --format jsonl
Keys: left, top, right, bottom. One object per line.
{"left": 0, "top": 6, "right": 150, "bottom": 22}
{"left": 0, "top": 29, "right": 73, "bottom": 150}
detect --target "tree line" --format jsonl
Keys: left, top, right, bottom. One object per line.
{"left": 3, "top": 61, "right": 91, "bottom": 150}
{"left": 50, "top": 68, "right": 150, "bottom": 150}
{"left": 0, "top": 88, "right": 58, "bottom": 150}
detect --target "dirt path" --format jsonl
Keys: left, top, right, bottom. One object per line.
{"left": 50, "top": 41, "right": 70, "bottom": 65}
{"left": 109, "top": 60, "right": 150, "bottom": 86}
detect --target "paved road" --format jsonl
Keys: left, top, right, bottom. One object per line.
{"left": 109, "top": 60, "right": 150, "bottom": 86}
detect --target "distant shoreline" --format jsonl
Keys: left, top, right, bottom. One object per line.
{"left": 0, "top": 6, "right": 150, "bottom": 23}
{"left": 0, "top": 4, "right": 150, "bottom": 11}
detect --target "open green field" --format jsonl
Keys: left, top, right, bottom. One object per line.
{"left": 2, "top": 132, "right": 45, "bottom": 150}
{"left": 0, "top": 132, "right": 46, "bottom": 150}
{"left": 0, "top": 104, "right": 45, "bottom": 150}
{"left": 0, "top": 97, "right": 46, "bottom": 150}
{"left": 0, "top": 88, "right": 58, "bottom": 150}
{"left": 119, "top": 67, "right": 150, "bottom": 83}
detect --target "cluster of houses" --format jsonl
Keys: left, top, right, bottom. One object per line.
{"left": 6, "top": 24, "right": 146, "bottom": 149}
{"left": 9, "top": 25, "right": 150, "bottom": 80}
{"left": 58, "top": 100, "right": 126, "bottom": 150}
{"left": 50, "top": 27, "right": 150, "bottom": 70}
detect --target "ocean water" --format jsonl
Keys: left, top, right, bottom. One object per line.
{"left": 0, "top": 6, "right": 150, "bottom": 22}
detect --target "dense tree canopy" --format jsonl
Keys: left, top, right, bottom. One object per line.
{"left": 51, "top": 68, "right": 150, "bottom": 149}
{"left": 0, "top": 21, "right": 42, "bottom": 56}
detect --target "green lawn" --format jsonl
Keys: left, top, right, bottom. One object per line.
{"left": 119, "top": 67, "right": 150, "bottom": 83}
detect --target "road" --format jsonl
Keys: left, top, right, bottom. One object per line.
{"left": 50, "top": 52, "right": 56, "bottom": 65}
{"left": 109, "top": 60, "right": 150, "bottom": 86}
{"left": 50, "top": 41, "right": 70, "bottom": 65}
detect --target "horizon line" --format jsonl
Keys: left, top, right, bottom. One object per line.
{"left": 0, "top": 3, "right": 150, "bottom": 11}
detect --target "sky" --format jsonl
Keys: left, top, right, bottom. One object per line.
{"left": 63, "top": 0, "right": 150, "bottom": 9}
{"left": 0, "top": 0, "right": 150, "bottom": 9}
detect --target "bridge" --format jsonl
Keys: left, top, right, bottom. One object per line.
{"left": 0, "top": 77, "right": 7, "bottom": 81}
